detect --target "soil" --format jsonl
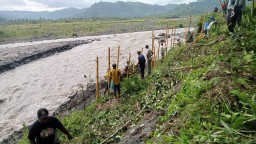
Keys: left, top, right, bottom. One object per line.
{"left": 119, "top": 111, "right": 159, "bottom": 144}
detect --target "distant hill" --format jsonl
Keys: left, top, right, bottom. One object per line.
{"left": 169, "top": 0, "right": 219, "bottom": 16}
{"left": 0, "top": 0, "right": 221, "bottom": 20}
{"left": 76, "top": 1, "right": 178, "bottom": 18}
{"left": 0, "top": 8, "right": 82, "bottom": 20}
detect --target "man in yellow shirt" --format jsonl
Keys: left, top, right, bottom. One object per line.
{"left": 109, "top": 63, "right": 121, "bottom": 99}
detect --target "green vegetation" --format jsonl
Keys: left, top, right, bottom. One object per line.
{"left": 0, "top": 18, "right": 186, "bottom": 43}
{"left": 19, "top": 10, "right": 256, "bottom": 144}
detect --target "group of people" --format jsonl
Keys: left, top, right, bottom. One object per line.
{"left": 103, "top": 44, "right": 156, "bottom": 100}
{"left": 30, "top": 3, "right": 250, "bottom": 142}
{"left": 195, "top": 0, "right": 246, "bottom": 39}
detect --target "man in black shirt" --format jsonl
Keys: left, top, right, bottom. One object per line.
{"left": 137, "top": 51, "right": 146, "bottom": 79}
{"left": 28, "top": 108, "right": 72, "bottom": 144}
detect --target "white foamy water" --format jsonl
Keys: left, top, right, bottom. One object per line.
{"left": 0, "top": 28, "right": 185, "bottom": 142}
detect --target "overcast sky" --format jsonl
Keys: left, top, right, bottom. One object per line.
{"left": 0, "top": 0, "right": 197, "bottom": 11}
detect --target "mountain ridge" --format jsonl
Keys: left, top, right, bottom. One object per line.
{"left": 0, "top": 0, "right": 218, "bottom": 20}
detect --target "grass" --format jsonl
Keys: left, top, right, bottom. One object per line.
{"left": 19, "top": 10, "right": 256, "bottom": 144}
{"left": 0, "top": 18, "right": 189, "bottom": 43}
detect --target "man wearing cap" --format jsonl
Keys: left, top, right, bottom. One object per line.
{"left": 28, "top": 108, "right": 72, "bottom": 144}
{"left": 145, "top": 45, "right": 153, "bottom": 76}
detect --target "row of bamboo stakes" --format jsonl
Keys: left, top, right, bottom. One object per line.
{"left": 95, "top": 17, "right": 194, "bottom": 99}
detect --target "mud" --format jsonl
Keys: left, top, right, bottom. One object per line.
{"left": 119, "top": 111, "right": 159, "bottom": 144}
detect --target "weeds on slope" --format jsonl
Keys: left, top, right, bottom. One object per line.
{"left": 19, "top": 11, "right": 255, "bottom": 144}
{"left": 146, "top": 11, "right": 256, "bottom": 144}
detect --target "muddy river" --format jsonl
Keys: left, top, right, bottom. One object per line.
{"left": 0, "top": 29, "right": 185, "bottom": 142}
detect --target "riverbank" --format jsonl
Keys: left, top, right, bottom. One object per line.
{"left": 0, "top": 28, "right": 186, "bottom": 143}
{"left": 0, "top": 39, "right": 100, "bottom": 73}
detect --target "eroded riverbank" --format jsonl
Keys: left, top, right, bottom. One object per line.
{"left": 0, "top": 29, "right": 185, "bottom": 143}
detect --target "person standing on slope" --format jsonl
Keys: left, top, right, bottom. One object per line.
{"left": 137, "top": 51, "right": 146, "bottom": 79}
{"left": 145, "top": 45, "right": 153, "bottom": 76}
{"left": 28, "top": 108, "right": 72, "bottom": 144}
{"left": 109, "top": 63, "right": 121, "bottom": 100}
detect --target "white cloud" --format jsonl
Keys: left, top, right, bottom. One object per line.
{"left": 0, "top": 0, "right": 198, "bottom": 11}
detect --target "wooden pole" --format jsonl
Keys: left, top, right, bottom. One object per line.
{"left": 152, "top": 31, "right": 155, "bottom": 68}
{"left": 127, "top": 53, "right": 131, "bottom": 78}
{"left": 108, "top": 47, "right": 111, "bottom": 71}
{"left": 117, "top": 46, "right": 120, "bottom": 69}
{"left": 96, "top": 56, "right": 99, "bottom": 100}
{"left": 170, "top": 28, "right": 173, "bottom": 49}
{"left": 158, "top": 42, "right": 160, "bottom": 60}
{"left": 166, "top": 25, "right": 169, "bottom": 48}
{"left": 141, "top": 47, "right": 143, "bottom": 54}
{"left": 166, "top": 26, "right": 169, "bottom": 57}
{"left": 152, "top": 31, "right": 154, "bottom": 51}
{"left": 165, "top": 26, "right": 168, "bottom": 48}
{"left": 108, "top": 47, "right": 111, "bottom": 95}
{"left": 154, "top": 44, "right": 156, "bottom": 68}
{"left": 173, "top": 25, "right": 176, "bottom": 48}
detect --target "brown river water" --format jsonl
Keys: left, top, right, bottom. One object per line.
{"left": 0, "top": 29, "right": 185, "bottom": 142}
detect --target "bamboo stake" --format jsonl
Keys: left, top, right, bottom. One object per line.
{"left": 165, "top": 26, "right": 168, "bottom": 48}
{"left": 108, "top": 47, "right": 110, "bottom": 96}
{"left": 154, "top": 44, "right": 156, "bottom": 68}
{"left": 173, "top": 25, "right": 176, "bottom": 48}
{"left": 152, "top": 31, "right": 155, "bottom": 68}
{"left": 96, "top": 56, "right": 99, "bottom": 100}
{"left": 151, "top": 45, "right": 154, "bottom": 68}
{"left": 158, "top": 42, "right": 160, "bottom": 60}
{"left": 127, "top": 53, "right": 131, "bottom": 78}
{"left": 166, "top": 25, "right": 169, "bottom": 54}
{"left": 166, "top": 26, "right": 169, "bottom": 56}
{"left": 167, "top": 26, "right": 169, "bottom": 48}
{"left": 117, "top": 46, "right": 120, "bottom": 69}
{"left": 152, "top": 31, "right": 154, "bottom": 51}
{"left": 170, "top": 28, "right": 173, "bottom": 49}
{"left": 172, "top": 21, "right": 176, "bottom": 48}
